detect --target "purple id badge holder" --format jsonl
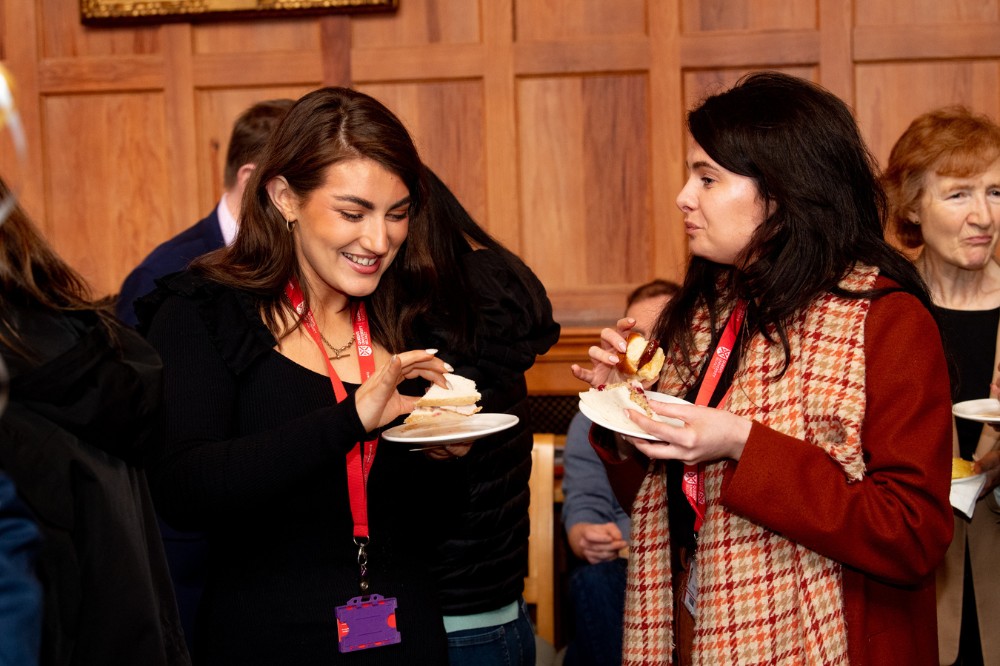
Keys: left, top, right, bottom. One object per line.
{"left": 335, "top": 537, "right": 401, "bottom": 653}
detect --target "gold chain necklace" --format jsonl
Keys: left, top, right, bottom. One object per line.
{"left": 318, "top": 329, "right": 355, "bottom": 360}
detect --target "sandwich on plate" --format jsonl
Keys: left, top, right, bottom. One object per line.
{"left": 405, "top": 373, "right": 482, "bottom": 424}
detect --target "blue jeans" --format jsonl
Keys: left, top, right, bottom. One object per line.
{"left": 446, "top": 598, "right": 536, "bottom": 666}
{"left": 564, "top": 558, "right": 628, "bottom": 666}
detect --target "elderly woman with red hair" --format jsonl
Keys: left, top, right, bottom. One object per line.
{"left": 884, "top": 105, "right": 1000, "bottom": 666}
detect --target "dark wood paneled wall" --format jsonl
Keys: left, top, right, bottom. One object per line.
{"left": 3, "top": 0, "right": 1000, "bottom": 393}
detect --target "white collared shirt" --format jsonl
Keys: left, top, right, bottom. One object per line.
{"left": 217, "top": 193, "right": 238, "bottom": 246}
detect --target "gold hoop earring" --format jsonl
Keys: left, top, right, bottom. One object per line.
{"left": 286, "top": 219, "right": 296, "bottom": 232}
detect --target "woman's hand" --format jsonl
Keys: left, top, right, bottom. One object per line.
{"left": 990, "top": 365, "right": 1000, "bottom": 431}
{"left": 626, "top": 400, "right": 752, "bottom": 464}
{"left": 353, "top": 350, "right": 451, "bottom": 432}
{"left": 571, "top": 316, "right": 639, "bottom": 388}
{"left": 974, "top": 449, "right": 1000, "bottom": 497}
{"left": 422, "top": 441, "right": 473, "bottom": 461}
{"left": 567, "top": 522, "right": 628, "bottom": 564}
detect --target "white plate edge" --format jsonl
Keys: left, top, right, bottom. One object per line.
{"left": 381, "top": 412, "right": 519, "bottom": 444}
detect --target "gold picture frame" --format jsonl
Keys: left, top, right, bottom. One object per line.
{"left": 81, "top": 0, "right": 397, "bottom": 25}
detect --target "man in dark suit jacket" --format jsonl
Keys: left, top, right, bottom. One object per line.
{"left": 116, "top": 98, "right": 294, "bottom": 327}
{"left": 113, "top": 98, "right": 294, "bottom": 654}
{"left": 116, "top": 212, "right": 225, "bottom": 327}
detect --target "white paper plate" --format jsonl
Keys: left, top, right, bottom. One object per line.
{"left": 578, "top": 389, "right": 689, "bottom": 441}
{"left": 382, "top": 413, "right": 519, "bottom": 446}
{"left": 952, "top": 399, "right": 1000, "bottom": 424}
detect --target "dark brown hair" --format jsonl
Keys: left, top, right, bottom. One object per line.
{"left": 626, "top": 279, "right": 679, "bottom": 310}
{"left": 659, "top": 72, "right": 930, "bottom": 380}
{"left": 0, "top": 177, "right": 116, "bottom": 358}
{"left": 193, "top": 87, "right": 430, "bottom": 351}
{"left": 222, "top": 98, "right": 295, "bottom": 189}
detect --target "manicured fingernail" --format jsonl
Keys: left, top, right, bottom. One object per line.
{"left": 425, "top": 348, "right": 438, "bottom": 355}
{"left": 609, "top": 355, "right": 619, "bottom": 364}
{"left": 444, "top": 363, "right": 454, "bottom": 372}
{"left": 618, "top": 341, "right": 627, "bottom": 352}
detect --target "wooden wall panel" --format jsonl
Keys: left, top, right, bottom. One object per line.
{"left": 40, "top": 0, "right": 160, "bottom": 57}
{"left": 357, "top": 80, "right": 486, "bottom": 225}
{"left": 518, "top": 74, "right": 650, "bottom": 295}
{"left": 193, "top": 19, "right": 321, "bottom": 54}
{"left": 682, "top": 66, "right": 816, "bottom": 109}
{"left": 41, "top": 92, "right": 169, "bottom": 294}
{"left": 518, "top": 76, "right": 587, "bottom": 287}
{"left": 682, "top": 0, "right": 816, "bottom": 32}
{"left": 193, "top": 86, "right": 313, "bottom": 215}
{"left": 856, "top": 0, "right": 999, "bottom": 25}
{"left": 3, "top": 0, "right": 1000, "bottom": 378}
{"left": 856, "top": 61, "right": 1000, "bottom": 167}
{"left": 515, "top": 0, "right": 647, "bottom": 41}
{"left": 352, "top": 0, "right": 480, "bottom": 46}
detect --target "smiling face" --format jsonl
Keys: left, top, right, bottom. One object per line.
{"left": 676, "top": 142, "right": 768, "bottom": 266}
{"left": 916, "top": 161, "right": 1000, "bottom": 272}
{"left": 269, "top": 157, "right": 411, "bottom": 308}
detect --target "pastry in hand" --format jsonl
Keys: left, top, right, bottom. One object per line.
{"left": 616, "top": 332, "right": 665, "bottom": 383}
{"left": 952, "top": 457, "right": 976, "bottom": 480}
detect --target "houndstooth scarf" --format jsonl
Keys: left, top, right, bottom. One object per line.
{"left": 622, "top": 264, "right": 878, "bottom": 665}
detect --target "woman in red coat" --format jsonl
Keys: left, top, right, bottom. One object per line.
{"left": 573, "top": 72, "right": 954, "bottom": 665}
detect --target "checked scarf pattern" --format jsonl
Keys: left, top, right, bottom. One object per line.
{"left": 622, "top": 264, "right": 878, "bottom": 665}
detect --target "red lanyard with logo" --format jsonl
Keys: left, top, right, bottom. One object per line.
{"left": 284, "top": 280, "right": 377, "bottom": 580}
{"left": 285, "top": 279, "right": 403, "bottom": 653}
{"left": 683, "top": 299, "right": 746, "bottom": 533}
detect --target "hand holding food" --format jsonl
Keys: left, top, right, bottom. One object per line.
{"left": 572, "top": 317, "right": 654, "bottom": 388}
{"left": 354, "top": 350, "right": 449, "bottom": 432}
{"left": 616, "top": 332, "right": 665, "bottom": 383}
{"left": 972, "top": 450, "right": 1000, "bottom": 496}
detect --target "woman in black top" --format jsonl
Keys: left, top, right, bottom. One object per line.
{"left": 139, "top": 88, "right": 458, "bottom": 664}
{"left": 884, "top": 106, "right": 1000, "bottom": 666}
{"left": 409, "top": 169, "right": 560, "bottom": 665}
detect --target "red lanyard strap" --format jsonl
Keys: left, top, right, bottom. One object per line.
{"left": 683, "top": 299, "right": 746, "bottom": 533}
{"left": 284, "top": 280, "right": 377, "bottom": 540}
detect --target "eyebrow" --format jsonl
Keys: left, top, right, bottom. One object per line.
{"left": 334, "top": 195, "right": 411, "bottom": 210}
{"left": 690, "top": 160, "right": 714, "bottom": 171}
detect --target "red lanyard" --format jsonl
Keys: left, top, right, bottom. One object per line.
{"left": 284, "top": 279, "right": 377, "bottom": 541}
{"left": 683, "top": 299, "right": 746, "bottom": 533}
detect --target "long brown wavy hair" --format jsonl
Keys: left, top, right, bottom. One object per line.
{"left": 192, "top": 87, "right": 433, "bottom": 352}
{"left": 0, "top": 177, "right": 117, "bottom": 359}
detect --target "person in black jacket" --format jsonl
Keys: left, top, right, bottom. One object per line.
{"left": 408, "top": 168, "right": 561, "bottom": 666}
{"left": 137, "top": 87, "right": 460, "bottom": 665}
{"left": 0, "top": 176, "right": 190, "bottom": 666}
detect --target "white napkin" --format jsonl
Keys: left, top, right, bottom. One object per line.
{"left": 950, "top": 474, "right": 988, "bottom": 519}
